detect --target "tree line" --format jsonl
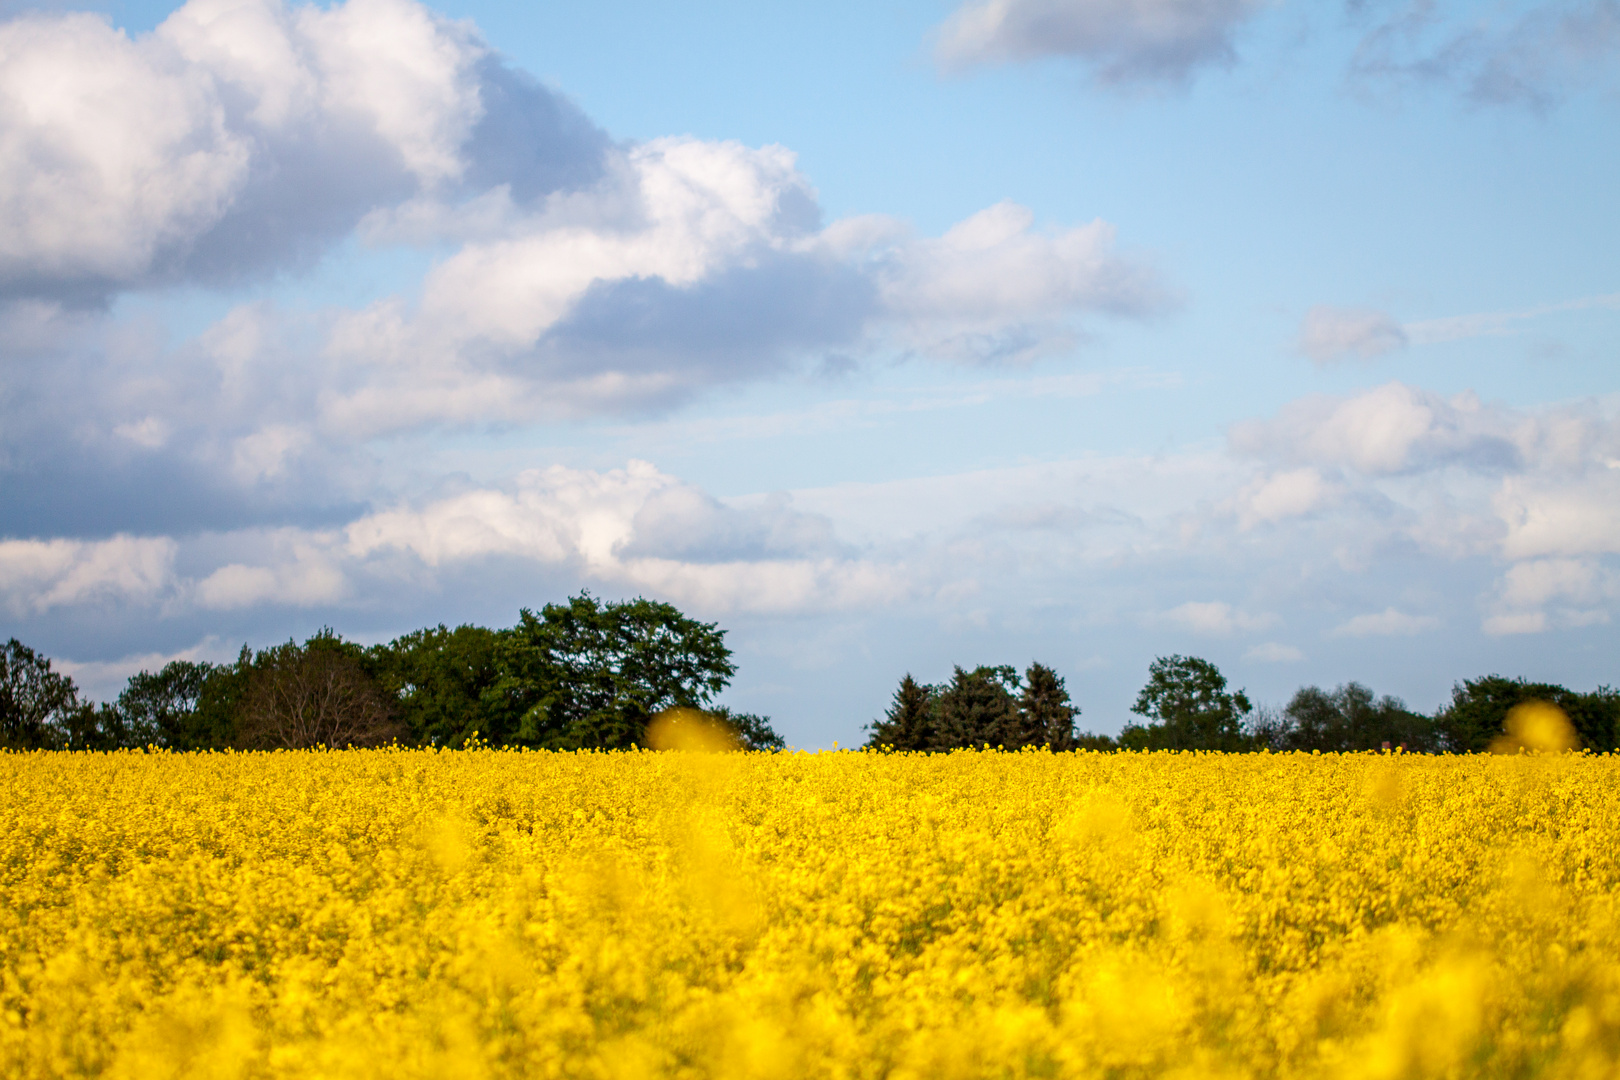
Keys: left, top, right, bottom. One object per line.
{"left": 0, "top": 593, "right": 783, "bottom": 752}
{"left": 865, "top": 654, "right": 1620, "bottom": 753}
{"left": 7, "top": 600, "right": 1617, "bottom": 755}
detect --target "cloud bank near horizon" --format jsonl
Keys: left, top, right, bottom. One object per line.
{"left": 8, "top": 385, "right": 1617, "bottom": 661}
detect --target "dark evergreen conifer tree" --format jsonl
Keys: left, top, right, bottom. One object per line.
{"left": 1017, "top": 662, "right": 1078, "bottom": 749}
{"left": 865, "top": 673, "right": 934, "bottom": 749}
{"left": 932, "top": 665, "right": 1020, "bottom": 749}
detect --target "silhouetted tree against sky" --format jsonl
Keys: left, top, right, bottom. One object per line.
{"left": 1, "top": 638, "right": 81, "bottom": 750}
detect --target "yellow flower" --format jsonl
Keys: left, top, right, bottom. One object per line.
{"left": 2, "top": 746, "right": 1618, "bottom": 1078}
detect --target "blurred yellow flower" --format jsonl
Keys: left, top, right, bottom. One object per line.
{"left": 1490, "top": 700, "right": 1580, "bottom": 754}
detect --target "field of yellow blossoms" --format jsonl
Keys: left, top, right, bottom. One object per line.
{"left": 5, "top": 740, "right": 1620, "bottom": 1079}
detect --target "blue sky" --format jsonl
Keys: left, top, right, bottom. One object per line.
{"left": 1, "top": 0, "right": 1616, "bottom": 746}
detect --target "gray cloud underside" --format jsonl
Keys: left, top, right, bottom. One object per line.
{"left": 1350, "top": 0, "right": 1620, "bottom": 109}
{"left": 930, "top": 0, "right": 1620, "bottom": 103}
{"left": 934, "top": 0, "right": 1266, "bottom": 85}
{"left": 7, "top": 384, "right": 1617, "bottom": 628}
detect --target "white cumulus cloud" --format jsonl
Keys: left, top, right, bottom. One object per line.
{"left": 192, "top": 530, "right": 347, "bottom": 609}
{"left": 1230, "top": 382, "right": 1520, "bottom": 476}
{"left": 0, "top": 534, "right": 176, "bottom": 612}
{"left": 346, "top": 461, "right": 904, "bottom": 614}
{"left": 0, "top": 0, "right": 1171, "bottom": 488}
{"left": 866, "top": 201, "right": 1167, "bottom": 363}
{"left": 1498, "top": 557, "right": 1613, "bottom": 608}
{"left": 1232, "top": 466, "right": 1333, "bottom": 528}
{"left": 319, "top": 169, "right": 1166, "bottom": 431}
{"left": 0, "top": 0, "right": 602, "bottom": 299}
{"left": 1494, "top": 473, "right": 1620, "bottom": 560}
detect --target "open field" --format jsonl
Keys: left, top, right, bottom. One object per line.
{"left": 4, "top": 748, "right": 1619, "bottom": 1079}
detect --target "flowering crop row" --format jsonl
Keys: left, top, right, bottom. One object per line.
{"left": 3, "top": 747, "right": 1618, "bottom": 1078}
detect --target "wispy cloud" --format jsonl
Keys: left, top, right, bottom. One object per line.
{"left": 1349, "top": 0, "right": 1620, "bottom": 110}
{"left": 1293, "top": 290, "right": 1620, "bottom": 363}
{"left": 1245, "top": 642, "right": 1304, "bottom": 662}
{"left": 1296, "top": 305, "right": 1409, "bottom": 363}
{"left": 930, "top": 0, "right": 1620, "bottom": 108}
{"left": 1164, "top": 600, "right": 1278, "bottom": 636}
{"left": 1329, "top": 607, "right": 1440, "bottom": 638}
{"left": 932, "top": 0, "right": 1267, "bottom": 87}
{"left": 603, "top": 367, "right": 1182, "bottom": 450}
{"left": 1404, "top": 292, "right": 1620, "bottom": 345}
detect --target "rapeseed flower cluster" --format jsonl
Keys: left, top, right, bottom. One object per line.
{"left": 3, "top": 742, "right": 1618, "bottom": 1079}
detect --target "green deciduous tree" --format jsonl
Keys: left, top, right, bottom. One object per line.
{"left": 1435, "top": 676, "right": 1619, "bottom": 753}
{"left": 114, "top": 660, "right": 218, "bottom": 749}
{"left": 496, "top": 593, "right": 736, "bottom": 749}
{"left": 1122, "top": 655, "right": 1252, "bottom": 751}
{"left": 234, "top": 635, "right": 404, "bottom": 750}
{"left": 705, "top": 706, "right": 787, "bottom": 751}
{"left": 1, "top": 638, "right": 82, "bottom": 749}
{"left": 369, "top": 624, "right": 512, "bottom": 746}
{"left": 1271, "top": 682, "right": 1438, "bottom": 753}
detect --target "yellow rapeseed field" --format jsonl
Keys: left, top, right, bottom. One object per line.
{"left": 4, "top": 741, "right": 1619, "bottom": 1079}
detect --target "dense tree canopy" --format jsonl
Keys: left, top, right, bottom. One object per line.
{"left": 12, "top": 619, "right": 1616, "bottom": 757}
{"left": 368, "top": 624, "right": 508, "bottom": 747}
{"left": 1435, "top": 676, "right": 1619, "bottom": 753}
{"left": 236, "top": 636, "right": 405, "bottom": 750}
{"left": 115, "top": 659, "right": 216, "bottom": 749}
{"left": 1, "top": 639, "right": 83, "bottom": 750}
{"left": 865, "top": 662, "right": 1087, "bottom": 751}
{"left": 1251, "top": 682, "right": 1439, "bottom": 753}
{"left": 4, "top": 593, "right": 775, "bottom": 753}
{"left": 495, "top": 594, "right": 738, "bottom": 750}
{"left": 1122, "top": 655, "right": 1253, "bottom": 751}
